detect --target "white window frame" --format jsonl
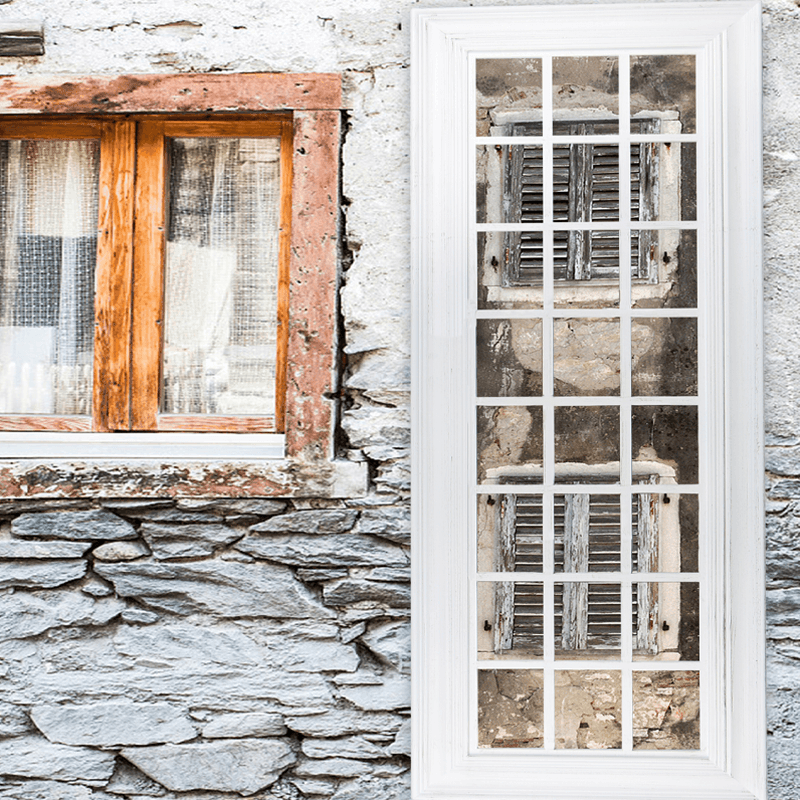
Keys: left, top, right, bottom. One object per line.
{"left": 411, "top": 3, "right": 764, "bottom": 799}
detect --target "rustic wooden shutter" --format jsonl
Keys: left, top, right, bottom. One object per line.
{"left": 504, "top": 119, "right": 660, "bottom": 286}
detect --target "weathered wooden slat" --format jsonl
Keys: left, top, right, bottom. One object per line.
{"left": 0, "top": 21, "right": 44, "bottom": 57}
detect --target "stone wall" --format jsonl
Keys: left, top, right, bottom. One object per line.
{"left": 0, "top": 0, "right": 796, "bottom": 798}
{"left": 0, "top": 498, "right": 411, "bottom": 799}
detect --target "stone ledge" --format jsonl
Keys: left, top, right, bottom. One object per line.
{"left": 0, "top": 459, "right": 369, "bottom": 500}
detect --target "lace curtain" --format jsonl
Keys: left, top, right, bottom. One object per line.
{"left": 162, "top": 137, "right": 281, "bottom": 417}
{"left": 0, "top": 139, "right": 99, "bottom": 415}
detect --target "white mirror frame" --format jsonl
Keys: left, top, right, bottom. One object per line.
{"left": 411, "top": 3, "right": 764, "bottom": 799}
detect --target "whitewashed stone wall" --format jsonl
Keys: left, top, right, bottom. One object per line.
{"left": 0, "top": 0, "right": 796, "bottom": 798}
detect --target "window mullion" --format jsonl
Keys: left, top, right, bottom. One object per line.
{"left": 94, "top": 119, "right": 136, "bottom": 432}
{"left": 130, "top": 119, "right": 166, "bottom": 431}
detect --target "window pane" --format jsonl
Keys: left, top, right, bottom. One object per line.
{"left": 552, "top": 56, "right": 620, "bottom": 123}
{"left": 0, "top": 140, "right": 99, "bottom": 415}
{"left": 631, "top": 142, "right": 696, "bottom": 222}
{"left": 632, "top": 670, "right": 700, "bottom": 750}
{"left": 554, "top": 494, "right": 621, "bottom": 573}
{"left": 477, "top": 144, "right": 544, "bottom": 224}
{"left": 478, "top": 581, "right": 544, "bottom": 658}
{"left": 477, "top": 318, "right": 542, "bottom": 397}
{"left": 554, "top": 318, "right": 620, "bottom": 397}
{"left": 478, "top": 405, "right": 543, "bottom": 484}
{"left": 555, "top": 583, "right": 621, "bottom": 657}
{"left": 555, "top": 670, "right": 622, "bottom": 749}
{"left": 477, "top": 232, "right": 545, "bottom": 310}
{"left": 162, "top": 137, "right": 281, "bottom": 416}
{"left": 478, "top": 494, "right": 543, "bottom": 573}
{"left": 478, "top": 669, "right": 544, "bottom": 748}
{"left": 633, "top": 582, "right": 699, "bottom": 661}
{"left": 632, "top": 493, "right": 698, "bottom": 574}
{"left": 632, "top": 317, "right": 697, "bottom": 396}
{"left": 554, "top": 406, "right": 620, "bottom": 483}
{"left": 632, "top": 405, "right": 698, "bottom": 484}
{"left": 476, "top": 58, "right": 543, "bottom": 137}
{"left": 631, "top": 229, "right": 697, "bottom": 309}
{"left": 630, "top": 55, "right": 696, "bottom": 134}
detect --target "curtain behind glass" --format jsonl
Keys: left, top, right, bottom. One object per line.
{"left": 0, "top": 140, "right": 99, "bottom": 415}
{"left": 162, "top": 137, "right": 281, "bottom": 416}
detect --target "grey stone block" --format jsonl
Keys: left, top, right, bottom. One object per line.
{"left": 202, "top": 711, "right": 287, "bottom": 739}
{"left": 122, "top": 739, "right": 296, "bottom": 794}
{"left": 285, "top": 709, "right": 403, "bottom": 738}
{"left": 322, "top": 578, "right": 410, "bottom": 608}
{"left": 0, "top": 735, "right": 116, "bottom": 783}
{"left": 139, "top": 522, "right": 242, "bottom": 560}
{"left": 93, "top": 540, "right": 150, "bottom": 561}
{"left": 11, "top": 510, "right": 136, "bottom": 541}
{"left": 0, "top": 541, "right": 91, "bottom": 559}
{"left": 94, "top": 560, "right": 334, "bottom": 619}
{"left": 301, "top": 736, "right": 386, "bottom": 760}
{"left": 31, "top": 701, "right": 195, "bottom": 746}
{"left": 0, "top": 560, "right": 87, "bottom": 589}
{"left": 361, "top": 620, "right": 410, "bottom": 674}
{"left": 250, "top": 509, "right": 358, "bottom": 534}
{"left": 236, "top": 534, "right": 407, "bottom": 568}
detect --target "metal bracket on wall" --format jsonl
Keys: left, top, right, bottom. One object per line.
{"left": 0, "top": 21, "right": 44, "bottom": 56}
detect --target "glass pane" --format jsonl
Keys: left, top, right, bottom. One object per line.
{"left": 478, "top": 494, "right": 544, "bottom": 573}
{"left": 476, "top": 58, "right": 543, "bottom": 138}
{"left": 0, "top": 140, "right": 99, "bottom": 415}
{"left": 632, "top": 493, "right": 698, "bottom": 574}
{"left": 162, "top": 137, "right": 281, "bottom": 416}
{"left": 632, "top": 405, "right": 698, "bottom": 484}
{"left": 631, "top": 229, "right": 697, "bottom": 309}
{"left": 554, "top": 318, "right": 620, "bottom": 396}
{"left": 555, "top": 583, "right": 621, "bottom": 657}
{"left": 554, "top": 406, "right": 620, "bottom": 483}
{"left": 632, "top": 671, "right": 700, "bottom": 749}
{"left": 478, "top": 406, "right": 543, "bottom": 484}
{"left": 554, "top": 494, "right": 621, "bottom": 573}
{"left": 477, "top": 145, "right": 544, "bottom": 224}
{"left": 552, "top": 56, "right": 619, "bottom": 122}
{"left": 554, "top": 145, "right": 619, "bottom": 223}
{"left": 478, "top": 669, "right": 544, "bottom": 748}
{"left": 478, "top": 232, "right": 545, "bottom": 310}
{"left": 551, "top": 230, "right": 621, "bottom": 311}
{"left": 631, "top": 317, "right": 697, "bottom": 396}
{"left": 478, "top": 581, "right": 544, "bottom": 658}
{"left": 555, "top": 670, "right": 622, "bottom": 749}
{"left": 633, "top": 582, "right": 699, "bottom": 661}
{"left": 631, "top": 142, "right": 696, "bottom": 222}
{"left": 630, "top": 55, "right": 696, "bottom": 134}
{"left": 477, "top": 319, "right": 542, "bottom": 397}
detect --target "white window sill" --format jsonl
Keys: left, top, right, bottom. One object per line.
{"left": 0, "top": 431, "right": 286, "bottom": 460}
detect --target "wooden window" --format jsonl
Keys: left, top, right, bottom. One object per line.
{"left": 0, "top": 115, "right": 291, "bottom": 434}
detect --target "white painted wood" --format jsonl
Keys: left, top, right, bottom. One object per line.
{"left": 411, "top": 2, "right": 764, "bottom": 798}
{"left": 0, "top": 432, "right": 285, "bottom": 460}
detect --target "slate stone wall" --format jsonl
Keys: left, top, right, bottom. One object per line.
{"left": 0, "top": 0, "right": 797, "bottom": 798}
{"left": 0, "top": 498, "right": 410, "bottom": 799}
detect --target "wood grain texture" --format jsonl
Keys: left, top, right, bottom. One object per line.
{"left": 94, "top": 119, "right": 135, "bottom": 431}
{"left": 0, "top": 118, "right": 101, "bottom": 138}
{"left": 274, "top": 118, "right": 294, "bottom": 433}
{"left": 130, "top": 119, "right": 166, "bottom": 431}
{"left": 284, "top": 110, "right": 340, "bottom": 460}
{"left": 159, "top": 118, "right": 287, "bottom": 137}
{"left": 157, "top": 415, "right": 277, "bottom": 433}
{"left": 0, "top": 20, "right": 44, "bottom": 57}
{"left": 0, "top": 416, "right": 92, "bottom": 432}
{"left": 0, "top": 74, "right": 342, "bottom": 115}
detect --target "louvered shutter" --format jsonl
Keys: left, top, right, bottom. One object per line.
{"left": 503, "top": 119, "right": 659, "bottom": 286}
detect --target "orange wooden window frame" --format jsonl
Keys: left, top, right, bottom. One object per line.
{"left": 0, "top": 114, "right": 292, "bottom": 434}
